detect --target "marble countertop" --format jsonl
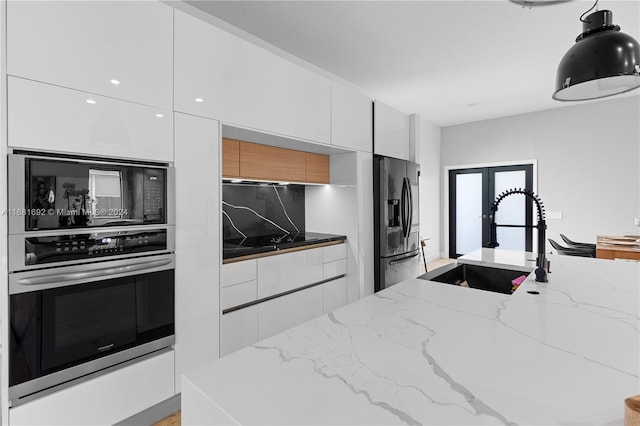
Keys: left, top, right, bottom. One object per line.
{"left": 183, "top": 250, "right": 639, "bottom": 425}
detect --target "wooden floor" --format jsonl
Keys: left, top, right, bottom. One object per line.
{"left": 154, "top": 259, "right": 454, "bottom": 426}
{"left": 153, "top": 412, "right": 180, "bottom": 426}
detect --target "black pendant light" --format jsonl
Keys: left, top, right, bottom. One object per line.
{"left": 553, "top": 1, "right": 640, "bottom": 101}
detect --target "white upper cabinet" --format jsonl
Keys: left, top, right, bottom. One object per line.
{"left": 374, "top": 101, "right": 410, "bottom": 161}
{"left": 7, "top": 1, "right": 173, "bottom": 109}
{"left": 331, "top": 82, "right": 372, "bottom": 152}
{"left": 8, "top": 77, "right": 173, "bottom": 161}
{"left": 174, "top": 11, "right": 331, "bottom": 144}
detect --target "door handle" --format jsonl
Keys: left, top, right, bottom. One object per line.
{"left": 390, "top": 252, "right": 420, "bottom": 265}
{"left": 16, "top": 258, "right": 172, "bottom": 286}
{"left": 407, "top": 178, "right": 413, "bottom": 233}
{"left": 401, "top": 178, "right": 408, "bottom": 238}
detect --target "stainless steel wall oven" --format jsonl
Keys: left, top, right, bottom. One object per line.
{"left": 7, "top": 152, "right": 175, "bottom": 407}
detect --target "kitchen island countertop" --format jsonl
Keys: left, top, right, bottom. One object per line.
{"left": 182, "top": 249, "right": 639, "bottom": 425}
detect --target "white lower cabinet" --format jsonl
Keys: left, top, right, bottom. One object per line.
{"left": 9, "top": 350, "right": 174, "bottom": 426}
{"left": 323, "top": 277, "right": 347, "bottom": 313}
{"left": 258, "top": 249, "right": 323, "bottom": 298}
{"left": 220, "top": 306, "right": 258, "bottom": 357}
{"left": 220, "top": 243, "right": 347, "bottom": 356}
{"left": 258, "top": 285, "right": 324, "bottom": 341}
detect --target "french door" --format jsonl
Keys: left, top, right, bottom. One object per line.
{"left": 449, "top": 164, "right": 533, "bottom": 258}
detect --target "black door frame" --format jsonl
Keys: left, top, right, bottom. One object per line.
{"left": 449, "top": 164, "right": 534, "bottom": 258}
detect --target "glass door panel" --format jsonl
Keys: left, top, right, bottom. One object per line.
{"left": 455, "top": 173, "right": 483, "bottom": 255}
{"left": 493, "top": 170, "right": 526, "bottom": 250}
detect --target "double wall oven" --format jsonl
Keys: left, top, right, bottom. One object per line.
{"left": 7, "top": 152, "right": 175, "bottom": 406}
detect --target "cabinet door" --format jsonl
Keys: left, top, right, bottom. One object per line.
{"left": 331, "top": 82, "right": 372, "bottom": 152}
{"left": 258, "top": 285, "right": 323, "bottom": 341}
{"left": 240, "top": 142, "right": 306, "bottom": 183}
{"left": 174, "top": 11, "right": 330, "bottom": 144}
{"left": 374, "top": 101, "right": 410, "bottom": 161}
{"left": 220, "top": 307, "right": 258, "bottom": 357}
{"left": 257, "top": 248, "right": 324, "bottom": 299}
{"left": 174, "top": 113, "right": 220, "bottom": 390}
{"left": 7, "top": 1, "right": 173, "bottom": 109}
{"left": 8, "top": 77, "right": 173, "bottom": 161}
{"left": 305, "top": 153, "right": 330, "bottom": 184}
{"left": 323, "top": 277, "right": 347, "bottom": 313}
{"left": 222, "top": 138, "right": 240, "bottom": 179}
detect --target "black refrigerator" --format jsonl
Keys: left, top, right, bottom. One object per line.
{"left": 374, "top": 155, "right": 421, "bottom": 292}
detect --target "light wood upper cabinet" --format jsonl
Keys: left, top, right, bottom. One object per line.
{"left": 222, "top": 138, "right": 240, "bottom": 178}
{"left": 174, "top": 11, "right": 331, "bottom": 144}
{"left": 305, "top": 153, "right": 330, "bottom": 184}
{"left": 7, "top": 1, "right": 173, "bottom": 109}
{"left": 239, "top": 142, "right": 306, "bottom": 183}
{"left": 222, "top": 140, "right": 329, "bottom": 184}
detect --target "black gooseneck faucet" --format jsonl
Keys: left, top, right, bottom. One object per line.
{"left": 487, "top": 189, "right": 548, "bottom": 283}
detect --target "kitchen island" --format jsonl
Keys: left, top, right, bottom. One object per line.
{"left": 183, "top": 249, "right": 639, "bottom": 425}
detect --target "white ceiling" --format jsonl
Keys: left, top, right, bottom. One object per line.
{"left": 184, "top": 0, "right": 640, "bottom": 127}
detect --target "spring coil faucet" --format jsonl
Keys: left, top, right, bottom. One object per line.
{"left": 487, "top": 188, "right": 548, "bottom": 283}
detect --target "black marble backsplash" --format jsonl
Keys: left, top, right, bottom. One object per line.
{"left": 222, "top": 183, "right": 305, "bottom": 240}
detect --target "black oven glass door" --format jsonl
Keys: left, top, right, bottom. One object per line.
{"left": 23, "top": 157, "right": 166, "bottom": 231}
{"left": 9, "top": 270, "right": 174, "bottom": 387}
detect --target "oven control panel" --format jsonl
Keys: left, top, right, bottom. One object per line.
{"left": 25, "top": 229, "right": 168, "bottom": 265}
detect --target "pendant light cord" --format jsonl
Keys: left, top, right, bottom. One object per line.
{"left": 580, "top": 0, "right": 599, "bottom": 22}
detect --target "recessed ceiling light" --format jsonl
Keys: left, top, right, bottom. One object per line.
{"left": 278, "top": 182, "right": 290, "bottom": 186}
{"left": 85, "top": 99, "right": 96, "bottom": 104}
{"left": 230, "top": 179, "right": 243, "bottom": 183}
{"left": 155, "top": 113, "right": 164, "bottom": 118}
{"left": 194, "top": 98, "right": 204, "bottom": 103}
{"left": 110, "top": 79, "right": 121, "bottom": 86}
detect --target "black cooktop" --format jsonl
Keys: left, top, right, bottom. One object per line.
{"left": 223, "top": 232, "right": 346, "bottom": 260}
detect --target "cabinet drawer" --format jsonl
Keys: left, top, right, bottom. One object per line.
{"left": 323, "top": 259, "right": 346, "bottom": 280}
{"left": 323, "top": 277, "right": 347, "bottom": 313}
{"left": 221, "top": 280, "right": 257, "bottom": 311}
{"left": 9, "top": 350, "right": 174, "bottom": 425}
{"left": 220, "top": 306, "right": 258, "bottom": 357}
{"left": 257, "top": 285, "right": 323, "bottom": 341}
{"left": 221, "top": 260, "right": 257, "bottom": 288}
{"left": 323, "top": 243, "right": 347, "bottom": 263}
{"left": 257, "top": 249, "right": 323, "bottom": 298}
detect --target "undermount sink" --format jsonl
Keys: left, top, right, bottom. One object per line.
{"left": 420, "top": 263, "right": 531, "bottom": 294}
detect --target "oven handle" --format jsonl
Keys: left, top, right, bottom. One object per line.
{"left": 16, "top": 258, "right": 172, "bottom": 286}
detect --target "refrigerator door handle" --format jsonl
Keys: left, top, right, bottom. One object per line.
{"left": 407, "top": 177, "right": 413, "bottom": 232}
{"left": 389, "top": 252, "right": 420, "bottom": 265}
{"left": 401, "top": 177, "right": 408, "bottom": 238}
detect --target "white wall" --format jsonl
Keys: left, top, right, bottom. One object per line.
{"left": 418, "top": 118, "right": 441, "bottom": 262}
{"left": 441, "top": 96, "right": 640, "bottom": 253}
